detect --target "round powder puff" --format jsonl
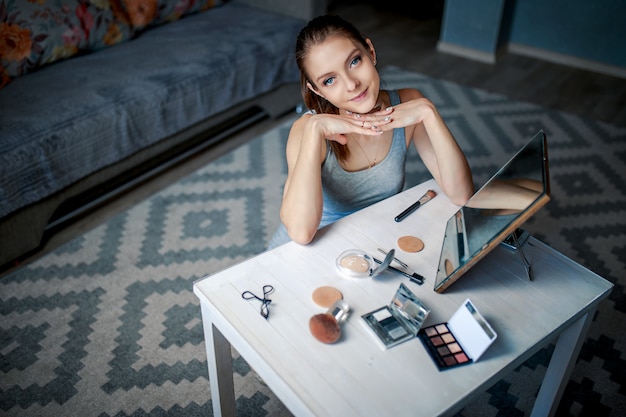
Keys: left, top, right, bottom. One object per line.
{"left": 312, "top": 286, "right": 343, "bottom": 308}
{"left": 398, "top": 236, "right": 425, "bottom": 252}
{"left": 309, "top": 313, "right": 341, "bottom": 344}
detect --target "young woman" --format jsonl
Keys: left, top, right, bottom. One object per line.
{"left": 268, "top": 15, "right": 474, "bottom": 249}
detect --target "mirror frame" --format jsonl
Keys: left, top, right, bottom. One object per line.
{"left": 434, "top": 130, "right": 551, "bottom": 293}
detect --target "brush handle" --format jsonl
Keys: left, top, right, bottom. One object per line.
{"left": 394, "top": 201, "right": 422, "bottom": 222}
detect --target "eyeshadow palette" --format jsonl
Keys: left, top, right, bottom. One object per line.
{"left": 362, "top": 283, "right": 430, "bottom": 349}
{"left": 419, "top": 323, "right": 471, "bottom": 368}
{"left": 419, "top": 298, "right": 497, "bottom": 370}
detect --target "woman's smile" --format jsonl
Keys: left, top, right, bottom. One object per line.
{"left": 351, "top": 88, "right": 368, "bottom": 103}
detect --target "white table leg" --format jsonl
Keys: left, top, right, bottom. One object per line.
{"left": 201, "top": 305, "right": 236, "bottom": 417}
{"left": 531, "top": 309, "right": 595, "bottom": 417}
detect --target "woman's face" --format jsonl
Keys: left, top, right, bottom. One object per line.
{"left": 304, "top": 35, "right": 380, "bottom": 114}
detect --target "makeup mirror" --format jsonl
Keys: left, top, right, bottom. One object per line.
{"left": 434, "top": 130, "right": 550, "bottom": 293}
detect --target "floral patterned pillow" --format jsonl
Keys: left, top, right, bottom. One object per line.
{"left": 0, "top": 0, "right": 222, "bottom": 87}
{"left": 122, "top": 0, "right": 222, "bottom": 29}
{"left": 0, "top": 0, "right": 134, "bottom": 85}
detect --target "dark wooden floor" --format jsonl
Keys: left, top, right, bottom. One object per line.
{"left": 329, "top": 0, "right": 626, "bottom": 127}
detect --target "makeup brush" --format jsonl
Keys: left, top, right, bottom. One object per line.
{"left": 394, "top": 189, "right": 437, "bottom": 222}
{"left": 309, "top": 313, "right": 341, "bottom": 344}
{"left": 309, "top": 300, "right": 350, "bottom": 344}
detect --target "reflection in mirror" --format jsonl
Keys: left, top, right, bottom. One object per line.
{"left": 434, "top": 130, "right": 550, "bottom": 293}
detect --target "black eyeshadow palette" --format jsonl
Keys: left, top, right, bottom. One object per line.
{"left": 418, "top": 298, "right": 497, "bottom": 370}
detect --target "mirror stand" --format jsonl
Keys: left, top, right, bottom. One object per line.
{"left": 511, "top": 232, "right": 533, "bottom": 281}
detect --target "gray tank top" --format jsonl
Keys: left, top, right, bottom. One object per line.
{"left": 320, "top": 90, "right": 406, "bottom": 227}
{"left": 267, "top": 90, "right": 406, "bottom": 249}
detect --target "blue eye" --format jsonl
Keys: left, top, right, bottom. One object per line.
{"left": 350, "top": 55, "right": 362, "bottom": 67}
{"left": 323, "top": 77, "right": 335, "bottom": 86}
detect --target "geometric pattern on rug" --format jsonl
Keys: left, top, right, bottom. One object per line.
{"left": 1, "top": 65, "right": 624, "bottom": 417}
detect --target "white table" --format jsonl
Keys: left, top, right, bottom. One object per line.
{"left": 193, "top": 180, "right": 613, "bottom": 417}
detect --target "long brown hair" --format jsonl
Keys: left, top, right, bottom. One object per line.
{"left": 295, "top": 15, "right": 372, "bottom": 161}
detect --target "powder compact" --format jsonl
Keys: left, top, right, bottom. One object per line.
{"left": 361, "top": 283, "right": 430, "bottom": 349}
{"left": 336, "top": 249, "right": 393, "bottom": 279}
{"left": 418, "top": 298, "right": 497, "bottom": 370}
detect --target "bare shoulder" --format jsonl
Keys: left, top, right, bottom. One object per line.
{"left": 285, "top": 112, "right": 326, "bottom": 162}
{"left": 285, "top": 113, "right": 310, "bottom": 151}
{"left": 292, "top": 112, "right": 313, "bottom": 128}
{"left": 287, "top": 113, "right": 314, "bottom": 140}
{"left": 285, "top": 112, "right": 327, "bottom": 164}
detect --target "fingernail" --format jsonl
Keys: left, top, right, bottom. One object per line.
{"left": 384, "top": 116, "right": 390, "bottom": 121}
{"left": 354, "top": 114, "right": 361, "bottom": 118}
{"left": 372, "top": 125, "right": 378, "bottom": 130}
{"left": 386, "top": 107, "right": 392, "bottom": 111}
{"left": 346, "top": 110, "right": 353, "bottom": 114}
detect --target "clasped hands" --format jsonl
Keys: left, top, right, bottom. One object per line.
{"left": 318, "top": 98, "right": 436, "bottom": 145}
{"left": 346, "top": 106, "right": 393, "bottom": 131}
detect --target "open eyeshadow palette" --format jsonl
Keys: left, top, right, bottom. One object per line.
{"left": 362, "top": 283, "right": 430, "bottom": 349}
{"left": 418, "top": 298, "right": 497, "bottom": 370}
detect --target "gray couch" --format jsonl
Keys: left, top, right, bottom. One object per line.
{"left": 0, "top": 0, "right": 326, "bottom": 268}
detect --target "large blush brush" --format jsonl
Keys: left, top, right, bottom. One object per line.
{"left": 309, "top": 300, "right": 350, "bottom": 344}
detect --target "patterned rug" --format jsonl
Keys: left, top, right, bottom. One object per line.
{"left": 1, "top": 66, "right": 625, "bottom": 417}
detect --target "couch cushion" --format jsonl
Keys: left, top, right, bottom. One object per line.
{"left": 0, "top": 2, "right": 303, "bottom": 218}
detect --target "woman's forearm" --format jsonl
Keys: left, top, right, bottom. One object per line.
{"left": 280, "top": 118, "right": 327, "bottom": 244}
{"left": 419, "top": 102, "right": 474, "bottom": 204}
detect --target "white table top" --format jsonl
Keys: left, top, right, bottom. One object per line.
{"left": 194, "top": 179, "right": 613, "bottom": 417}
